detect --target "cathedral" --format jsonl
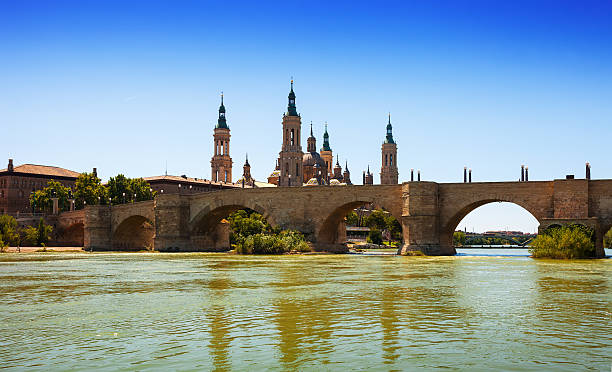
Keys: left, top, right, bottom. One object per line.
{"left": 267, "top": 81, "right": 353, "bottom": 186}
{"left": 211, "top": 80, "right": 398, "bottom": 188}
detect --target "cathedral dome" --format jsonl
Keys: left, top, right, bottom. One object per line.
{"left": 303, "top": 151, "right": 326, "bottom": 168}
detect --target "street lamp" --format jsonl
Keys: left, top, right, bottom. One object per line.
{"left": 133, "top": 193, "right": 136, "bottom": 203}
{"left": 122, "top": 192, "right": 126, "bottom": 204}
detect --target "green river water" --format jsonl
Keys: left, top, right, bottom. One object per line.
{"left": 0, "top": 251, "right": 610, "bottom": 371}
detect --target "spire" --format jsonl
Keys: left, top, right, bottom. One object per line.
{"left": 307, "top": 122, "right": 316, "bottom": 152}
{"left": 322, "top": 121, "right": 331, "bottom": 151}
{"left": 336, "top": 154, "right": 340, "bottom": 167}
{"left": 287, "top": 78, "right": 298, "bottom": 116}
{"left": 216, "top": 92, "right": 228, "bottom": 129}
{"left": 345, "top": 160, "right": 349, "bottom": 172}
{"left": 245, "top": 153, "right": 249, "bottom": 166}
{"left": 384, "top": 112, "right": 394, "bottom": 144}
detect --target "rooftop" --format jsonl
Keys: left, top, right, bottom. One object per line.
{"left": 0, "top": 163, "right": 81, "bottom": 178}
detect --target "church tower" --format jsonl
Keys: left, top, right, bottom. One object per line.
{"left": 333, "top": 155, "right": 342, "bottom": 180}
{"left": 211, "top": 93, "right": 233, "bottom": 183}
{"left": 380, "top": 113, "right": 398, "bottom": 184}
{"left": 320, "top": 122, "right": 333, "bottom": 178}
{"left": 279, "top": 80, "right": 303, "bottom": 186}
{"left": 343, "top": 160, "right": 352, "bottom": 185}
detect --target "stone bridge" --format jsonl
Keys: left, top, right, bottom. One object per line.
{"left": 74, "top": 178, "right": 611, "bottom": 257}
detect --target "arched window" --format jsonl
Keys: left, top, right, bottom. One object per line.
{"left": 291, "top": 129, "right": 295, "bottom": 146}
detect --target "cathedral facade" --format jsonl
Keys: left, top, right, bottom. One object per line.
{"left": 269, "top": 81, "right": 354, "bottom": 186}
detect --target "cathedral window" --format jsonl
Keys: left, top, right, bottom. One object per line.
{"left": 291, "top": 129, "right": 295, "bottom": 146}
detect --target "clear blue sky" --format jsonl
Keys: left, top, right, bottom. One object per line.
{"left": 2, "top": 1, "right": 611, "bottom": 232}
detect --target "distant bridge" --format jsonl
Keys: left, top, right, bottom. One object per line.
{"left": 55, "top": 178, "right": 612, "bottom": 257}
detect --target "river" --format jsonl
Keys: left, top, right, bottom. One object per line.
{"left": 0, "top": 250, "right": 610, "bottom": 371}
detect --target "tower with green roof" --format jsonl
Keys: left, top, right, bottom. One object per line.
{"left": 380, "top": 113, "right": 398, "bottom": 184}
{"left": 278, "top": 80, "right": 304, "bottom": 186}
{"left": 320, "top": 122, "right": 333, "bottom": 178}
{"left": 211, "top": 93, "right": 233, "bottom": 183}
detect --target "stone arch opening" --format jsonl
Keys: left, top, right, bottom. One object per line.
{"left": 112, "top": 215, "right": 154, "bottom": 251}
{"left": 445, "top": 201, "right": 540, "bottom": 248}
{"left": 190, "top": 204, "right": 274, "bottom": 252}
{"left": 603, "top": 225, "right": 612, "bottom": 253}
{"left": 318, "top": 200, "right": 403, "bottom": 249}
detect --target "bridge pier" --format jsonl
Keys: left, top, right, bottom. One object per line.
{"left": 153, "top": 194, "right": 193, "bottom": 252}
{"left": 398, "top": 182, "right": 456, "bottom": 256}
{"left": 84, "top": 206, "right": 111, "bottom": 251}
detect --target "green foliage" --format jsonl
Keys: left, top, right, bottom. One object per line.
{"left": 385, "top": 215, "right": 402, "bottom": 241}
{"left": 453, "top": 231, "right": 466, "bottom": 246}
{"left": 228, "top": 209, "right": 271, "bottom": 246}
{"left": 529, "top": 225, "right": 595, "bottom": 259}
{"left": 345, "top": 211, "right": 359, "bottom": 226}
{"left": 604, "top": 228, "right": 612, "bottom": 248}
{"left": 107, "top": 174, "right": 154, "bottom": 204}
{"left": 30, "top": 180, "right": 71, "bottom": 213}
{"left": 366, "top": 210, "right": 387, "bottom": 231}
{"left": 235, "top": 231, "right": 310, "bottom": 254}
{"left": 228, "top": 209, "right": 310, "bottom": 254}
{"left": 367, "top": 228, "right": 383, "bottom": 245}
{"left": 0, "top": 214, "right": 20, "bottom": 246}
{"left": 36, "top": 218, "right": 52, "bottom": 246}
{"left": 74, "top": 172, "right": 107, "bottom": 208}
{"left": 21, "top": 226, "right": 39, "bottom": 246}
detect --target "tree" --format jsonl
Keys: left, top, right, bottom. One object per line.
{"left": 453, "top": 231, "right": 466, "bottom": 246}
{"left": 107, "top": 174, "right": 132, "bottom": 204}
{"left": 30, "top": 180, "right": 71, "bottom": 213}
{"left": 130, "top": 178, "right": 155, "bottom": 202}
{"left": 345, "top": 211, "right": 359, "bottom": 226}
{"left": 385, "top": 215, "right": 402, "bottom": 242}
{"left": 0, "top": 215, "right": 19, "bottom": 246}
{"left": 36, "top": 218, "right": 52, "bottom": 246}
{"left": 107, "top": 175, "right": 154, "bottom": 204}
{"left": 74, "top": 172, "right": 107, "bottom": 208}
{"left": 366, "top": 209, "right": 387, "bottom": 231}
{"left": 367, "top": 228, "right": 383, "bottom": 245}
{"left": 529, "top": 225, "right": 595, "bottom": 259}
{"left": 604, "top": 228, "right": 612, "bottom": 248}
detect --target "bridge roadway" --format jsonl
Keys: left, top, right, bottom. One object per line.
{"left": 56, "top": 178, "right": 611, "bottom": 257}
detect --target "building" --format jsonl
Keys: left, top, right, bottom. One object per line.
{"left": 236, "top": 154, "right": 255, "bottom": 187}
{"left": 144, "top": 174, "right": 244, "bottom": 195}
{"left": 278, "top": 80, "right": 304, "bottom": 186}
{"left": 303, "top": 123, "right": 328, "bottom": 185}
{"left": 363, "top": 166, "right": 374, "bottom": 185}
{"left": 380, "top": 114, "right": 398, "bottom": 184}
{"left": 320, "top": 123, "right": 333, "bottom": 176}
{"left": 0, "top": 159, "right": 81, "bottom": 214}
{"left": 211, "top": 94, "right": 233, "bottom": 183}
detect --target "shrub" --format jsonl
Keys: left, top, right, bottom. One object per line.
{"left": 0, "top": 215, "right": 19, "bottom": 246}
{"left": 367, "top": 228, "right": 383, "bottom": 245}
{"left": 529, "top": 226, "right": 595, "bottom": 259}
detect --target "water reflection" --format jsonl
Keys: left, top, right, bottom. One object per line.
{"left": 0, "top": 253, "right": 610, "bottom": 371}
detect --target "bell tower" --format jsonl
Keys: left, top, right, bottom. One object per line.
{"left": 278, "top": 80, "right": 303, "bottom": 186}
{"left": 320, "top": 122, "right": 333, "bottom": 178}
{"left": 380, "top": 113, "right": 398, "bottom": 184}
{"left": 211, "top": 93, "right": 233, "bottom": 183}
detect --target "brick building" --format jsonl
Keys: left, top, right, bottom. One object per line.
{"left": 0, "top": 159, "right": 80, "bottom": 214}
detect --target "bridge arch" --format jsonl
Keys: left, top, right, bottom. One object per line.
{"left": 441, "top": 199, "right": 541, "bottom": 248}
{"left": 190, "top": 202, "right": 276, "bottom": 251}
{"left": 317, "top": 199, "right": 403, "bottom": 247}
{"left": 112, "top": 215, "right": 154, "bottom": 251}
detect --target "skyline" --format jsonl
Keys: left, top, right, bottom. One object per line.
{"left": 2, "top": 1, "right": 611, "bottom": 232}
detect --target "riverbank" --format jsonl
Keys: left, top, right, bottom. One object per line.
{"left": 2, "top": 246, "right": 84, "bottom": 253}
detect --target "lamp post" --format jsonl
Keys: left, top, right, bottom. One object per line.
{"left": 149, "top": 188, "right": 153, "bottom": 200}
{"left": 133, "top": 193, "right": 136, "bottom": 203}
{"left": 122, "top": 192, "right": 126, "bottom": 204}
